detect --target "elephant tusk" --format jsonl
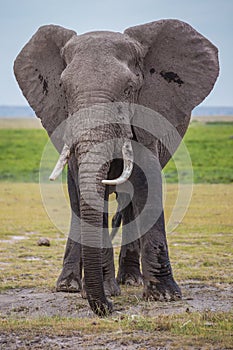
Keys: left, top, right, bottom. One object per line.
{"left": 49, "top": 144, "right": 70, "bottom": 181}
{"left": 102, "top": 140, "right": 133, "bottom": 185}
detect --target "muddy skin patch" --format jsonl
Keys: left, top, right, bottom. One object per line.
{"left": 38, "top": 74, "right": 49, "bottom": 95}
{"left": 42, "top": 79, "right": 48, "bottom": 95}
{"left": 160, "top": 71, "right": 184, "bottom": 86}
{"left": 38, "top": 74, "right": 43, "bottom": 83}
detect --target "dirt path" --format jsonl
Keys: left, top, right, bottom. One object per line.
{"left": 0, "top": 282, "right": 232, "bottom": 349}
{"left": 0, "top": 282, "right": 232, "bottom": 319}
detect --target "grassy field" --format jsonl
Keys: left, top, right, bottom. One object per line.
{"left": 0, "top": 120, "right": 233, "bottom": 183}
{"left": 0, "top": 118, "right": 232, "bottom": 349}
{"left": 165, "top": 121, "right": 233, "bottom": 183}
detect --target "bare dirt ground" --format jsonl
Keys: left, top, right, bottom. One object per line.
{"left": 0, "top": 282, "right": 232, "bottom": 349}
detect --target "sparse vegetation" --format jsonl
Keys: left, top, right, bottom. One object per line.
{"left": 0, "top": 311, "right": 232, "bottom": 348}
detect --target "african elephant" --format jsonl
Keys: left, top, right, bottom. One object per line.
{"left": 14, "top": 19, "right": 219, "bottom": 316}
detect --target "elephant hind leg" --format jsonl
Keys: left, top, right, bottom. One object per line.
{"left": 115, "top": 195, "right": 143, "bottom": 286}
{"left": 102, "top": 190, "right": 121, "bottom": 297}
{"left": 117, "top": 241, "right": 143, "bottom": 286}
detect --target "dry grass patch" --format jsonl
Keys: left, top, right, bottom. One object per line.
{"left": 0, "top": 183, "right": 232, "bottom": 349}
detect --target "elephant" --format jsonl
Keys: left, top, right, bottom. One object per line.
{"left": 14, "top": 19, "right": 219, "bottom": 316}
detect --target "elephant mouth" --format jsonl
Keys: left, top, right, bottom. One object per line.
{"left": 102, "top": 139, "right": 133, "bottom": 185}
{"left": 49, "top": 139, "right": 134, "bottom": 184}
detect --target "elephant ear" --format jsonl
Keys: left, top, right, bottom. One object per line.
{"left": 125, "top": 19, "right": 219, "bottom": 133}
{"left": 14, "top": 25, "right": 76, "bottom": 151}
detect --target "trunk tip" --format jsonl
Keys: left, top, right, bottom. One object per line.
{"left": 89, "top": 299, "right": 113, "bottom": 317}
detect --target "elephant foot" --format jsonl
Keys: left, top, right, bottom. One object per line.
{"left": 143, "top": 275, "right": 182, "bottom": 301}
{"left": 117, "top": 270, "right": 143, "bottom": 286}
{"left": 104, "top": 277, "right": 121, "bottom": 297}
{"left": 56, "top": 272, "right": 82, "bottom": 293}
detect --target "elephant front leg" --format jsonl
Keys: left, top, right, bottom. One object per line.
{"left": 56, "top": 164, "right": 82, "bottom": 292}
{"left": 141, "top": 212, "right": 182, "bottom": 301}
{"left": 56, "top": 237, "right": 82, "bottom": 292}
{"left": 132, "top": 149, "right": 181, "bottom": 301}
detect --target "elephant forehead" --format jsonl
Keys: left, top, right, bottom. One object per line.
{"left": 65, "top": 31, "right": 139, "bottom": 60}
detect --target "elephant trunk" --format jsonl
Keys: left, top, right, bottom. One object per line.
{"left": 49, "top": 105, "right": 134, "bottom": 315}
{"left": 77, "top": 136, "right": 114, "bottom": 316}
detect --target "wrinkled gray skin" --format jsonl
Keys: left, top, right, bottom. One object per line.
{"left": 14, "top": 19, "right": 219, "bottom": 316}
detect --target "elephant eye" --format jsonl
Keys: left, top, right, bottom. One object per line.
{"left": 150, "top": 68, "right": 155, "bottom": 74}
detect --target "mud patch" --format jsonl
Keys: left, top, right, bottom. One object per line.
{"left": 115, "top": 281, "right": 232, "bottom": 317}
{"left": 0, "top": 282, "right": 232, "bottom": 349}
{"left": 0, "top": 282, "right": 232, "bottom": 320}
{"left": 0, "top": 331, "right": 173, "bottom": 350}
{"left": 0, "top": 288, "right": 91, "bottom": 319}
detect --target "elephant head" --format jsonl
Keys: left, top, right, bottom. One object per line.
{"left": 14, "top": 19, "right": 219, "bottom": 315}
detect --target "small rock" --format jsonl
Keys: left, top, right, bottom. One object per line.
{"left": 37, "top": 238, "right": 50, "bottom": 246}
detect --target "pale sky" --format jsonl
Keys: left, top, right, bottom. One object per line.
{"left": 1, "top": 0, "right": 232, "bottom": 106}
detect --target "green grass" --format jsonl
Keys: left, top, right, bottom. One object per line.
{"left": 0, "top": 121, "right": 233, "bottom": 183}
{"left": 0, "top": 129, "right": 48, "bottom": 182}
{"left": 164, "top": 122, "right": 233, "bottom": 183}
